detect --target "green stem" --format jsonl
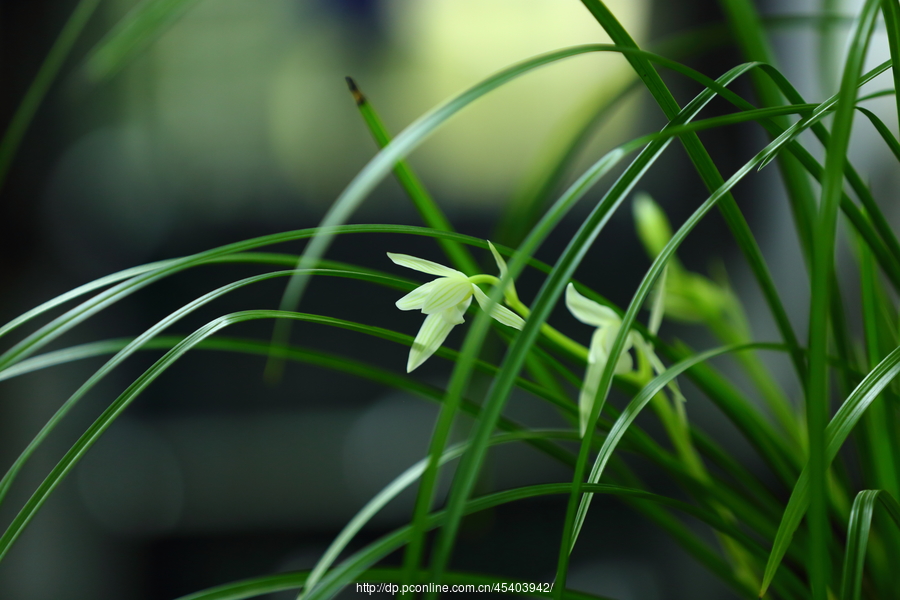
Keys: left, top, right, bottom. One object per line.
{"left": 469, "top": 274, "right": 590, "bottom": 362}
{"left": 346, "top": 77, "right": 478, "bottom": 275}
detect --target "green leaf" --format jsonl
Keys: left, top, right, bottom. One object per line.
{"left": 0, "top": 268, "right": 411, "bottom": 507}
{"left": 345, "top": 77, "right": 477, "bottom": 275}
{"left": 0, "top": 0, "right": 101, "bottom": 189}
{"left": 856, "top": 106, "right": 900, "bottom": 163}
{"left": 307, "top": 482, "right": 766, "bottom": 600}
{"left": 83, "top": 0, "right": 205, "bottom": 82}
{"left": 268, "top": 43, "right": 641, "bottom": 384}
{"left": 300, "top": 430, "right": 578, "bottom": 599}
{"left": 0, "top": 224, "right": 548, "bottom": 371}
{"left": 761, "top": 344, "right": 900, "bottom": 596}
{"left": 430, "top": 52, "right": 782, "bottom": 595}
{"left": 803, "top": 1, "right": 880, "bottom": 596}
{"left": 840, "top": 490, "right": 900, "bottom": 600}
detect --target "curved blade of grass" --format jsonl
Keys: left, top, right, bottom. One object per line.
{"left": 748, "top": 61, "right": 900, "bottom": 290}
{"left": 267, "top": 43, "right": 645, "bottom": 383}
{"left": 428, "top": 51, "right": 852, "bottom": 588}
{"left": 0, "top": 0, "right": 101, "bottom": 190}
{"left": 745, "top": 60, "right": 900, "bottom": 292}
{"left": 0, "top": 307, "right": 585, "bottom": 565}
{"left": 879, "top": 0, "right": 900, "bottom": 128}
{"left": 345, "top": 76, "right": 573, "bottom": 398}
{"left": 309, "top": 481, "right": 775, "bottom": 600}
{"left": 0, "top": 225, "right": 543, "bottom": 346}
{"left": 491, "top": 13, "right": 832, "bottom": 248}
{"left": 580, "top": 0, "right": 805, "bottom": 404}
{"left": 760, "top": 344, "right": 900, "bottom": 595}
{"left": 635, "top": 21, "right": 900, "bottom": 320}
{"left": 855, "top": 235, "right": 900, "bottom": 500}
{"left": 840, "top": 490, "right": 900, "bottom": 600}
{"left": 0, "top": 259, "right": 173, "bottom": 342}
{"left": 556, "top": 72, "right": 875, "bottom": 593}
{"left": 427, "top": 54, "right": 789, "bottom": 591}
{"left": 345, "top": 77, "right": 477, "bottom": 274}
{"left": 715, "top": 0, "right": 821, "bottom": 269}
{"left": 0, "top": 310, "right": 408, "bottom": 562}
{"left": 804, "top": 2, "right": 880, "bottom": 596}
{"left": 856, "top": 106, "right": 900, "bottom": 162}
{"left": 0, "top": 224, "right": 555, "bottom": 373}
{"left": 299, "top": 430, "right": 579, "bottom": 599}
{"left": 4, "top": 330, "right": 792, "bottom": 558}
{"left": 0, "top": 267, "right": 413, "bottom": 507}
{"left": 411, "top": 95, "right": 826, "bottom": 585}
{"left": 569, "top": 343, "right": 784, "bottom": 545}
{"left": 82, "top": 0, "right": 205, "bottom": 82}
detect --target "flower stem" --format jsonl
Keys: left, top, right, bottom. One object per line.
{"left": 468, "top": 274, "right": 589, "bottom": 361}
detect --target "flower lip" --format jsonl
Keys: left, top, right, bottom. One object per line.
{"left": 420, "top": 276, "right": 474, "bottom": 314}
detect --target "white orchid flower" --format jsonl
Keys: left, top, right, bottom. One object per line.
{"left": 565, "top": 283, "right": 640, "bottom": 436}
{"left": 389, "top": 243, "right": 525, "bottom": 372}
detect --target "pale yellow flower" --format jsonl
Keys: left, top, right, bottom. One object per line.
{"left": 389, "top": 245, "right": 525, "bottom": 372}
{"left": 565, "top": 283, "right": 639, "bottom": 436}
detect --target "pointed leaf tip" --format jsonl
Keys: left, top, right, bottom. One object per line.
{"left": 346, "top": 76, "right": 365, "bottom": 105}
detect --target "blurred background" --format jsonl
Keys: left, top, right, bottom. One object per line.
{"left": 0, "top": 0, "right": 897, "bottom": 598}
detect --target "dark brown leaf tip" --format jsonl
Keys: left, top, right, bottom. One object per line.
{"left": 345, "top": 76, "right": 366, "bottom": 106}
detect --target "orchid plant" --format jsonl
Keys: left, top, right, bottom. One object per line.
{"left": 3, "top": 0, "right": 900, "bottom": 599}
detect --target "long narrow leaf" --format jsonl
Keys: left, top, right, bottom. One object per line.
{"left": 0, "top": 0, "right": 100, "bottom": 189}
{"left": 840, "top": 490, "right": 900, "bottom": 600}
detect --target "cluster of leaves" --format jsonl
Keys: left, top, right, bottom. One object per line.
{"left": 4, "top": 0, "right": 900, "bottom": 599}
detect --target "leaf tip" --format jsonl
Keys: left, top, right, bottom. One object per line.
{"left": 345, "top": 76, "right": 366, "bottom": 106}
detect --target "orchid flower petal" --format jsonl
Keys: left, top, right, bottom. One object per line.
{"left": 421, "top": 277, "right": 473, "bottom": 313}
{"left": 565, "top": 283, "right": 619, "bottom": 327}
{"left": 487, "top": 241, "right": 508, "bottom": 279}
{"left": 579, "top": 359, "right": 604, "bottom": 437}
{"left": 614, "top": 351, "right": 634, "bottom": 375}
{"left": 387, "top": 253, "right": 464, "bottom": 277}
{"left": 442, "top": 296, "right": 471, "bottom": 325}
{"left": 407, "top": 312, "right": 456, "bottom": 372}
{"left": 472, "top": 285, "right": 525, "bottom": 330}
{"left": 395, "top": 279, "right": 442, "bottom": 311}
{"left": 648, "top": 265, "right": 668, "bottom": 336}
